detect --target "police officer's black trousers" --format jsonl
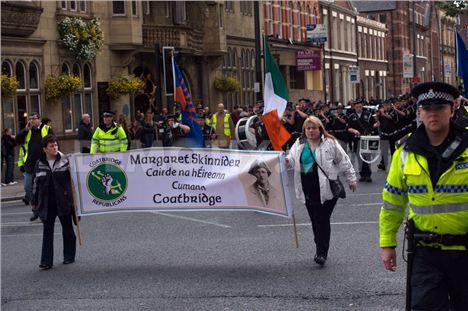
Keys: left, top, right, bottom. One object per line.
{"left": 411, "top": 247, "right": 468, "bottom": 311}
{"left": 304, "top": 198, "right": 338, "bottom": 258}
{"left": 41, "top": 203, "right": 76, "bottom": 266}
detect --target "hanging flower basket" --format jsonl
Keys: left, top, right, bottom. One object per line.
{"left": 1, "top": 75, "right": 19, "bottom": 98}
{"left": 58, "top": 17, "right": 104, "bottom": 61}
{"left": 45, "top": 74, "right": 82, "bottom": 100}
{"left": 106, "top": 75, "right": 144, "bottom": 100}
{"left": 214, "top": 76, "right": 240, "bottom": 93}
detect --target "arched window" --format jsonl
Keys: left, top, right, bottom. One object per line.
{"left": 73, "top": 63, "right": 81, "bottom": 77}
{"left": 307, "top": 5, "right": 312, "bottom": 25}
{"left": 29, "top": 62, "right": 39, "bottom": 90}
{"left": 62, "top": 63, "right": 70, "bottom": 74}
{"left": 278, "top": 3, "right": 283, "bottom": 38}
{"left": 296, "top": 3, "right": 302, "bottom": 42}
{"left": 2, "top": 61, "right": 12, "bottom": 76}
{"left": 227, "top": 47, "right": 232, "bottom": 67}
{"left": 84, "top": 63, "right": 92, "bottom": 88}
{"left": 15, "top": 62, "right": 26, "bottom": 90}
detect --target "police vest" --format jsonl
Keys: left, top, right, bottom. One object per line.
{"left": 18, "top": 125, "right": 51, "bottom": 167}
{"left": 380, "top": 145, "right": 468, "bottom": 250}
{"left": 211, "top": 113, "right": 231, "bottom": 136}
{"left": 90, "top": 123, "right": 128, "bottom": 154}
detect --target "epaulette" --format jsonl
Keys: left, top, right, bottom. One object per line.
{"left": 396, "top": 133, "right": 411, "bottom": 148}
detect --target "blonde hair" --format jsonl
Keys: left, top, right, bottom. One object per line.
{"left": 302, "top": 116, "right": 336, "bottom": 141}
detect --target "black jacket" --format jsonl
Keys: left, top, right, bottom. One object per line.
{"left": 15, "top": 124, "right": 53, "bottom": 173}
{"left": 348, "top": 110, "right": 377, "bottom": 136}
{"left": 31, "top": 151, "right": 74, "bottom": 221}
{"left": 1, "top": 135, "right": 15, "bottom": 157}
{"left": 78, "top": 121, "right": 93, "bottom": 153}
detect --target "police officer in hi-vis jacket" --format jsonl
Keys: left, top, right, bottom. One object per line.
{"left": 379, "top": 82, "right": 468, "bottom": 311}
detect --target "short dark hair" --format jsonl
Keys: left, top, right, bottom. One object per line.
{"left": 30, "top": 112, "right": 40, "bottom": 119}
{"left": 41, "top": 135, "right": 58, "bottom": 148}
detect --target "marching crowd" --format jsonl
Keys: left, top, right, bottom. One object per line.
{"left": 2, "top": 81, "right": 468, "bottom": 310}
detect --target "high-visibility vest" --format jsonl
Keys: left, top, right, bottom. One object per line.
{"left": 90, "top": 122, "right": 128, "bottom": 154}
{"left": 18, "top": 125, "right": 51, "bottom": 167}
{"left": 211, "top": 113, "right": 231, "bottom": 136}
{"left": 379, "top": 144, "right": 468, "bottom": 250}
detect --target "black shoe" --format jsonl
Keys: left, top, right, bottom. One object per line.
{"left": 63, "top": 259, "right": 75, "bottom": 265}
{"left": 39, "top": 264, "right": 52, "bottom": 270}
{"left": 22, "top": 198, "right": 30, "bottom": 206}
{"left": 366, "top": 177, "right": 372, "bottom": 183}
{"left": 314, "top": 255, "right": 326, "bottom": 266}
{"left": 359, "top": 176, "right": 367, "bottom": 182}
{"left": 29, "top": 214, "right": 39, "bottom": 222}
{"left": 377, "top": 163, "right": 386, "bottom": 171}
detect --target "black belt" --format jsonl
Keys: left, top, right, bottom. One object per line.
{"left": 414, "top": 232, "right": 468, "bottom": 247}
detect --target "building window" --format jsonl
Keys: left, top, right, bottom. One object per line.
{"left": 289, "top": 66, "right": 305, "bottom": 89}
{"left": 143, "top": 1, "right": 150, "bottom": 15}
{"left": 61, "top": 1, "right": 67, "bottom": 9}
{"left": 219, "top": 4, "right": 224, "bottom": 28}
{"left": 1, "top": 59, "right": 42, "bottom": 133}
{"left": 278, "top": 4, "right": 283, "bottom": 39}
{"left": 131, "top": 0, "right": 137, "bottom": 16}
{"left": 266, "top": 1, "right": 273, "bottom": 35}
{"left": 226, "top": 1, "right": 234, "bottom": 13}
{"left": 70, "top": 0, "right": 77, "bottom": 11}
{"left": 61, "top": 62, "right": 94, "bottom": 132}
{"left": 174, "top": 1, "right": 186, "bottom": 25}
{"left": 223, "top": 48, "right": 240, "bottom": 109}
{"left": 112, "top": 0, "right": 125, "bottom": 15}
{"left": 288, "top": 2, "right": 293, "bottom": 40}
{"left": 79, "top": 0, "right": 86, "bottom": 12}
{"left": 240, "top": 1, "right": 252, "bottom": 16}
{"left": 296, "top": 3, "right": 302, "bottom": 42}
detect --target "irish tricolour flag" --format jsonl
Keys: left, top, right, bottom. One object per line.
{"left": 262, "top": 38, "right": 291, "bottom": 151}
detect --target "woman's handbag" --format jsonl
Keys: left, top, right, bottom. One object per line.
{"left": 311, "top": 147, "right": 346, "bottom": 199}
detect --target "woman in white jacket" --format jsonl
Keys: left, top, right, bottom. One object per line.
{"left": 286, "top": 116, "right": 357, "bottom": 266}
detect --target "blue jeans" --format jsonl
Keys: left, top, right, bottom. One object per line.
{"left": 4, "top": 155, "right": 14, "bottom": 184}
{"left": 23, "top": 172, "right": 33, "bottom": 202}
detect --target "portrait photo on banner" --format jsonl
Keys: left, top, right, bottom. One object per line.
{"left": 238, "top": 158, "right": 285, "bottom": 213}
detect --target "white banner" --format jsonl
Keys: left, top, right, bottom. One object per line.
{"left": 70, "top": 148, "right": 293, "bottom": 218}
{"left": 403, "top": 54, "right": 414, "bottom": 79}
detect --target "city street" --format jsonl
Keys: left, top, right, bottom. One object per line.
{"left": 1, "top": 166, "right": 406, "bottom": 311}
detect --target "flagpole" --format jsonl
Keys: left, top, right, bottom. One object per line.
{"left": 292, "top": 212, "right": 299, "bottom": 248}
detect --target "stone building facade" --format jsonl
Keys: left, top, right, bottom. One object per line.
{"left": 0, "top": 1, "right": 257, "bottom": 137}
{"left": 262, "top": 0, "right": 323, "bottom": 103}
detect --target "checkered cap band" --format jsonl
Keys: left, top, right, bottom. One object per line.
{"left": 417, "top": 89, "right": 454, "bottom": 105}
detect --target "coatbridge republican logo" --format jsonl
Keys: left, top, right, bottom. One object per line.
{"left": 87, "top": 162, "right": 128, "bottom": 205}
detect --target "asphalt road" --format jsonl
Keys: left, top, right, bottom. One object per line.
{"left": 1, "top": 164, "right": 407, "bottom": 311}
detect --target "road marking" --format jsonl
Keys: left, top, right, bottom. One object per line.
{"left": 2, "top": 233, "right": 60, "bottom": 237}
{"left": 348, "top": 192, "right": 381, "bottom": 196}
{"left": 151, "top": 212, "right": 231, "bottom": 228}
{"left": 258, "top": 221, "right": 378, "bottom": 228}
{"left": 1, "top": 211, "right": 33, "bottom": 215}
{"left": 347, "top": 202, "right": 382, "bottom": 207}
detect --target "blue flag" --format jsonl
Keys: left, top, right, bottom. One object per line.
{"left": 456, "top": 32, "right": 468, "bottom": 97}
{"left": 173, "top": 58, "right": 204, "bottom": 148}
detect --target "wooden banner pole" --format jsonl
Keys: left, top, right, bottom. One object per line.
{"left": 70, "top": 179, "right": 82, "bottom": 246}
{"left": 292, "top": 213, "right": 299, "bottom": 248}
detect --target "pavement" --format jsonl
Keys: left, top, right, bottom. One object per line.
{"left": 0, "top": 180, "right": 24, "bottom": 203}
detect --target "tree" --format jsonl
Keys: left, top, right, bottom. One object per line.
{"left": 437, "top": 0, "right": 468, "bottom": 17}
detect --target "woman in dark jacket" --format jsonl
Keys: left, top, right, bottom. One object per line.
{"left": 31, "top": 135, "right": 76, "bottom": 270}
{"left": 1, "top": 128, "right": 16, "bottom": 185}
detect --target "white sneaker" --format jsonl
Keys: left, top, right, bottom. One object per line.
{"left": 8, "top": 181, "right": 17, "bottom": 185}
{"left": 0, "top": 183, "right": 6, "bottom": 187}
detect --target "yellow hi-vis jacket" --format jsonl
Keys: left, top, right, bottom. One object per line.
{"left": 18, "top": 125, "right": 51, "bottom": 167}
{"left": 211, "top": 113, "right": 231, "bottom": 136}
{"left": 90, "top": 122, "right": 128, "bottom": 154}
{"left": 379, "top": 145, "right": 468, "bottom": 250}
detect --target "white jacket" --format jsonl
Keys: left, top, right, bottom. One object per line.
{"left": 286, "top": 136, "right": 357, "bottom": 204}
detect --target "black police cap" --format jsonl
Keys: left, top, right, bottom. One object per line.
{"left": 411, "top": 82, "right": 459, "bottom": 107}
{"left": 102, "top": 111, "right": 115, "bottom": 117}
